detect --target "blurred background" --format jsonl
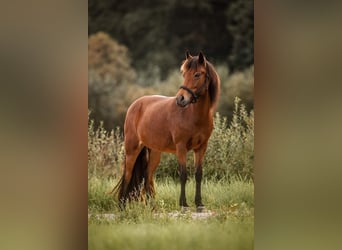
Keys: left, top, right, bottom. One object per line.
{"left": 88, "top": 0, "right": 254, "bottom": 130}
{"left": 1, "top": 0, "right": 342, "bottom": 249}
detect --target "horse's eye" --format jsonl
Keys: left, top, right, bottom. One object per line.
{"left": 194, "top": 72, "right": 201, "bottom": 78}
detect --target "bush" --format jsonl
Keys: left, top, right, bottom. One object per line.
{"left": 88, "top": 111, "right": 124, "bottom": 178}
{"left": 205, "top": 97, "right": 254, "bottom": 180}
{"left": 217, "top": 64, "right": 254, "bottom": 120}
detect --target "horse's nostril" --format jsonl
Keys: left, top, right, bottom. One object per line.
{"left": 176, "top": 95, "right": 187, "bottom": 107}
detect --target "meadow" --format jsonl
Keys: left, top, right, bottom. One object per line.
{"left": 88, "top": 99, "right": 254, "bottom": 250}
{"left": 88, "top": 177, "right": 254, "bottom": 250}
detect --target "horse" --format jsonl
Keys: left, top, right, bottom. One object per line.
{"left": 112, "top": 51, "right": 220, "bottom": 211}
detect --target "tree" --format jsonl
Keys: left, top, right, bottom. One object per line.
{"left": 226, "top": 0, "right": 254, "bottom": 71}
{"left": 88, "top": 0, "right": 254, "bottom": 77}
{"left": 88, "top": 32, "right": 136, "bottom": 130}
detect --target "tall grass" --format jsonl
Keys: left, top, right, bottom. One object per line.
{"left": 88, "top": 111, "right": 124, "bottom": 178}
{"left": 88, "top": 97, "right": 254, "bottom": 181}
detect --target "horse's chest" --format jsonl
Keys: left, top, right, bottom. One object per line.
{"left": 182, "top": 123, "right": 212, "bottom": 149}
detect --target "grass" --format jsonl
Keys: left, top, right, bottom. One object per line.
{"left": 89, "top": 220, "right": 253, "bottom": 250}
{"left": 88, "top": 177, "right": 254, "bottom": 250}
{"left": 88, "top": 176, "right": 253, "bottom": 213}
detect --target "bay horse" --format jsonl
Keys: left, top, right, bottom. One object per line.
{"left": 113, "top": 51, "right": 220, "bottom": 211}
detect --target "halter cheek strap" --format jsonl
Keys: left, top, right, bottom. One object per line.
{"left": 179, "top": 73, "right": 210, "bottom": 104}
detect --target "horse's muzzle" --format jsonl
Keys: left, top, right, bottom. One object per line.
{"left": 176, "top": 95, "right": 190, "bottom": 108}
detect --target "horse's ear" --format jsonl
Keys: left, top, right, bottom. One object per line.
{"left": 198, "top": 52, "right": 206, "bottom": 66}
{"left": 185, "top": 50, "right": 192, "bottom": 60}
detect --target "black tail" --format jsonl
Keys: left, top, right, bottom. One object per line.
{"left": 112, "top": 147, "right": 149, "bottom": 207}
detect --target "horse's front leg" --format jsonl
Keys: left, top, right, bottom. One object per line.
{"left": 194, "top": 143, "right": 208, "bottom": 212}
{"left": 176, "top": 144, "right": 189, "bottom": 209}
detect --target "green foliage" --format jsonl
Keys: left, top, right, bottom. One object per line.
{"left": 206, "top": 97, "right": 254, "bottom": 180}
{"left": 217, "top": 64, "right": 254, "bottom": 119}
{"left": 226, "top": 0, "right": 254, "bottom": 71}
{"left": 88, "top": 32, "right": 137, "bottom": 130}
{"left": 88, "top": 0, "right": 253, "bottom": 75}
{"left": 88, "top": 32, "right": 136, "bottom": 85}
{"left": 88, "top": 98, "right": 254, "bottom": 181}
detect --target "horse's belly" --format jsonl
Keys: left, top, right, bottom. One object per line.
{"left": 187, "top": 136, "right": 203, "bottom": 151}
{"left": 140, "top": 138, "right": 176, "bottom": 153}
{"left": 138, "top": 127, "right": 176, "bottom": 153}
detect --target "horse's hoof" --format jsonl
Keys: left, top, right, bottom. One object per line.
{"left": 180, "top": 206, "right": 190, "bottom": 213}
{"left": 196, "top": 206, "right": 206, "bottom": 213}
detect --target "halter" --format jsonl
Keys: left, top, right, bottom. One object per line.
{"left": 179, "top": 73, "right": 210, "bottom": 104}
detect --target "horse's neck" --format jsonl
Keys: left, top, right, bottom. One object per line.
{"left": 192, "top": 93, "right": 211, "bottom": 120}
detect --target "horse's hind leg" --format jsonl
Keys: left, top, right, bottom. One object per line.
{"left": 145, "top": 149, "right": 161, "bottom": 201}
{"left": 119, "top": 136, "right": 143, "bottom": 206}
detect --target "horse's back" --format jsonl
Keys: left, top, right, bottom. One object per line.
{"left": 126, "top": 95, "right": 175, "bottom": 119}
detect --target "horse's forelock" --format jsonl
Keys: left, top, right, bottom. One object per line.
{"left": 180, "top": 57, "right": 200, "bottom": 73}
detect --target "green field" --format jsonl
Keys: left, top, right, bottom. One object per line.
{"left": 88, "top": 177, "right": 254, "bottom": 250}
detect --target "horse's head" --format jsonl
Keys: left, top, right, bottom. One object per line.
{"left": 176, "top": 51, "right": 210, "bottom": 108}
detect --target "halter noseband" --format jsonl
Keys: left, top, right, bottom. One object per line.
{"left": 179, "top": 73, "right": 210, "bottom": 104}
